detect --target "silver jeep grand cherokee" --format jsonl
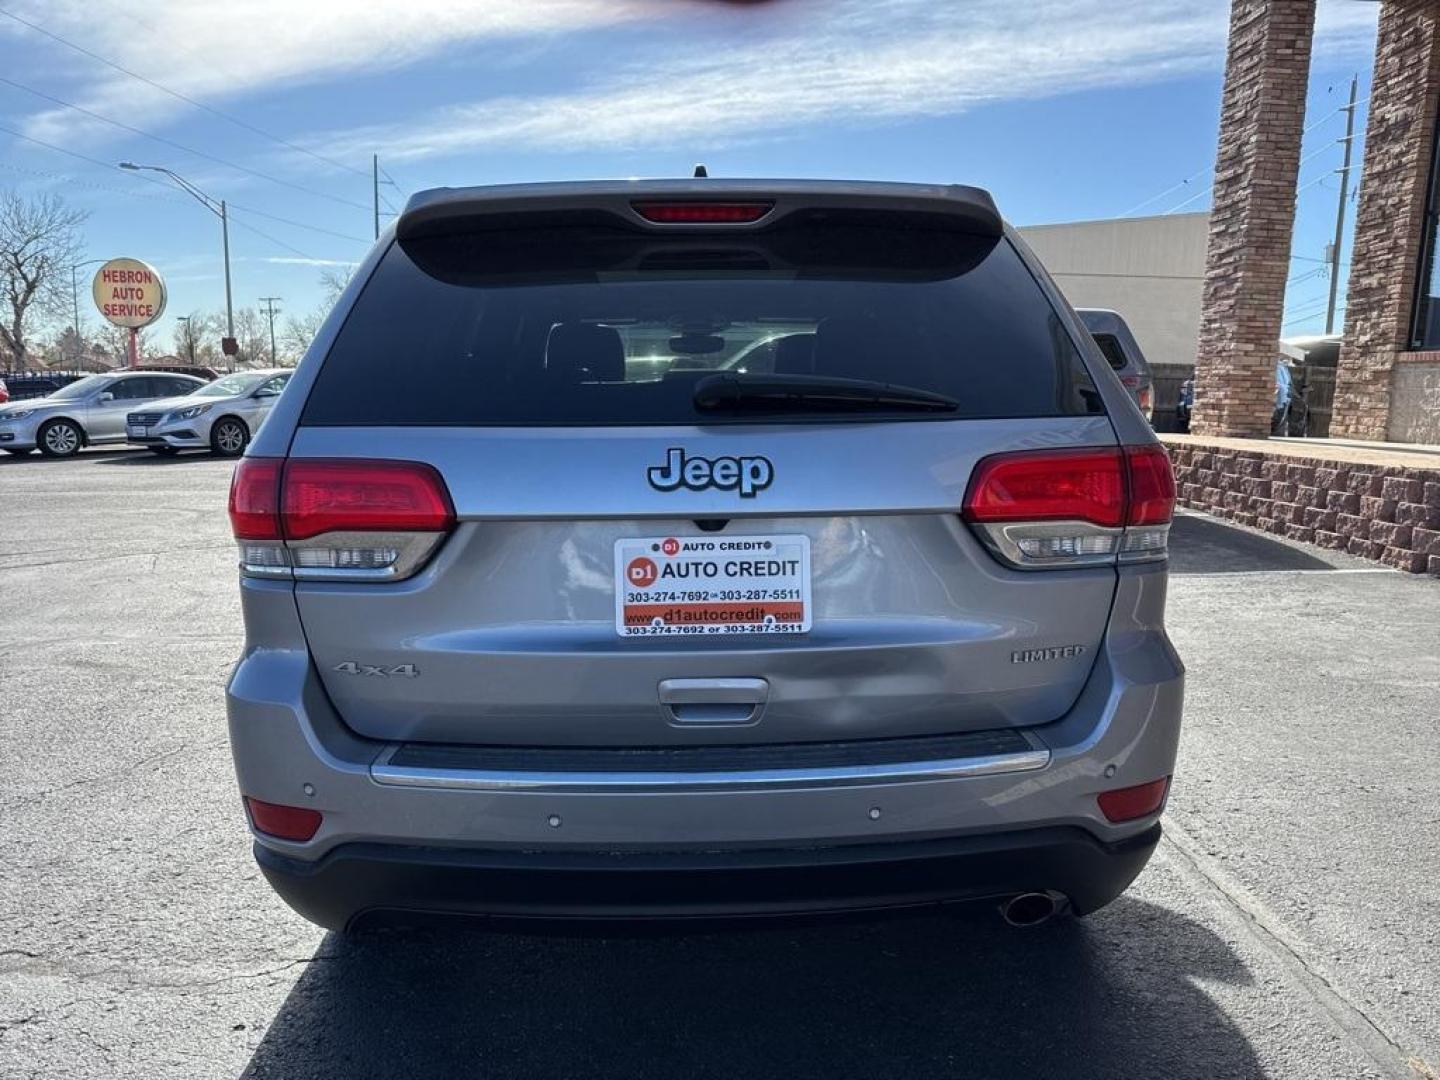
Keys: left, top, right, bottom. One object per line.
{"left": 226, "top": 179, "right": 1183, "bottom": 931}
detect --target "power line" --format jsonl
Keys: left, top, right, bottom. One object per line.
{"left": 226, "top": 215, "right": 316, "bottom": 261}
{"left": 0, "top": 73, "right": 370, "bottom": 211}
{"left": 1163, "top": 186, "right": 1211, "bottom": 214}
{"left": 1284, "top": 307, "right": 1330, "bottom": 327}
{"left": 0, "top": 119, "right": 350, "bottom": 263}
{"left": 0, "top": 159, "right": 186, "bottom": 203}
{"left": 0, "top": 117, "right": 176, "bottom": 192}
{"left": 0, "top": 5, "right": 367, "bottom": 178}
{"left": 1287, "top": 267, "right": 1327, "bottom": 287}
{"left": 225, "top": 202, "right": 369, "bottom": 244}
{"left": 1123, "top": 91, "right": 1368, "bottom": 219}
{"left": 1119, "top": 167, "right": 1211, "bottom": 218}
{"left": 1285, "top": 290, "right": 1330, "bottom": 311}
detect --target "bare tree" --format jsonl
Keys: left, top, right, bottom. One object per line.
{"left": 229, "top": 306, "right": 269, "bottom": 368}
{"left": 319, "top": 265, "right": 356, "bottom": 307}
{"left": 0, "top": 191, "right": 86, "bottom": 370}
{"left": 93, "top": 320, "right": 151, "bottom": 367}
{"left": 281, "top": 308, "right": 325, "bottom": 363}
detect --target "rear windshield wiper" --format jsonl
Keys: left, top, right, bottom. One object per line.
{"left": 693, "top": 373, "right": 959, "bottom": 414}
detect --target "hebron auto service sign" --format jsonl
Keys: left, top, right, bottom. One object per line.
{"left": 93, "top": 258, "right": 167, "bottom": 328}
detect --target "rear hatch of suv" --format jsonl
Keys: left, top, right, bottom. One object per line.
{"left": 265, "top": 182, "right": 1140, "bottom": 747}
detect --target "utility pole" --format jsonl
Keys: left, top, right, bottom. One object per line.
{"left": 1325, "top": 75, "right": 1358, "bottom": 335}
{"left": 372, "top": 155, "right": 399, "bottom": 240}
{"left": 259, "top": 297, "right": 282, "bottom": 365}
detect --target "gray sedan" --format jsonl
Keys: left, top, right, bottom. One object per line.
{"left": 0, "top": 371, "right": 208, "bottom": 457}
{"left": 126, "top": 369, "right": 292, "bottom": 457}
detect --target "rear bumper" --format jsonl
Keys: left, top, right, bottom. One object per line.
{"left": 228, "top": 567, "right": 1184, "bottom": 928}
{"left": 255, "top": 823, "right": 1162, "bottom": 930}
{"left": 130, "top": 428, "right": 206, "bottom": 447}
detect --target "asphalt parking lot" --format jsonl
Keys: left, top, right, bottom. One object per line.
{"left": 1, "top": 448, "right": 1437, "bottom": 1080}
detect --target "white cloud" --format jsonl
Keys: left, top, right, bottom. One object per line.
{"left": 5, "top": 0, "right": 661, "bottom": 144}
{"left": 301, "top": 0, "right": 1378, "bottom": 164}
{"left": 259, "top": 256, "right": 357, "bottom": 267}
{"left": 4, "top": 0, "right": 1379, "bottom": 164}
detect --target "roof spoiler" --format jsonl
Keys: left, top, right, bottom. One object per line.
{"left": 396, "top": 179, "right": 1003, "bottom": 241}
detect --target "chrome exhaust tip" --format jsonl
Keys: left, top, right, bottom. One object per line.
{"left": 1000, "top": 891, "right": 1064, "bottom": 928}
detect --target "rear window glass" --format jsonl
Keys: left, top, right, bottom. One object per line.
{"left": 302, "top": 220, "right": 1102, "bottom": 426}
{"left": 1091, "top": 333, "right": 1129, "bottom": 372}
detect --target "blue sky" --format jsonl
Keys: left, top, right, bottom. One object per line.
{"left": 0, "top": 0, "right": 1379, "bottom": 353}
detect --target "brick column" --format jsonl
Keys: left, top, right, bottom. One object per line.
{"left": 1332, "top": 0, "right": 1440, "bottom": 441}
{"left": 1193, "top": 0, "right": 1316, "bottom": 438}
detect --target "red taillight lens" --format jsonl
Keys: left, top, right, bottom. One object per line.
{"left": 632, "top": 201, "right": 773, "bottom": 224}
{"left": 228, "top": 457, "right": 282, "bottom": 540}
{"left": 281, "top": 459, "right": 454, "bottom": 541}
{"left": 1097, "top": 777, "right": 1171, "bottom": 823}
{"left": 963, "top": 449, "right": 1126, "bottom": 528}
{"left": 1124, "top": 445, "right": 1176, "bottom": 526}
{"left": 244, "top": 796, "right": 322, "bottom": 841}
{"left": 962, "top": 445, "right": 1175, "bottom": 568}
{"left": 229, "top": 459, "right": 455, "bottom": 580}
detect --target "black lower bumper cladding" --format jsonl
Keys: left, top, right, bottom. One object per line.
{"left": 256, "top": 824, "right": 1161, "bottom": 931}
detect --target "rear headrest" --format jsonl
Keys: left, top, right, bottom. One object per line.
{"left": 545, "top": 323, "right": 625, "bottom": 382}
{"left": 773, "top": 333, "right": 816, "bottom": 375}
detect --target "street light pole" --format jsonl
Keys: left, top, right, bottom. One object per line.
{"left": 118, "top": 162, "right": 235, "bottom": 362}
{"left": 221, "top": 201, "right": 234, "bottom": 344}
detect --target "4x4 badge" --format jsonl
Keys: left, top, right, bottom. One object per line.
{"left": 647, "top": 447, "right": 773, "bottom": 498}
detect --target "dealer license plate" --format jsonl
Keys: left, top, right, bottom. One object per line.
{"left": 127, "top": 425, "right": 147, "bottom": 438}
{"left": 614, "top": 534, "right": 811, "bottom": 637}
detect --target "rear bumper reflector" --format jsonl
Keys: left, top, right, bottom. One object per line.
{"left": 244, "top": 796, "right": 323, "bottom": 841}
{"left": 1097, "top": 777, "right": 1171, "bottom": 823}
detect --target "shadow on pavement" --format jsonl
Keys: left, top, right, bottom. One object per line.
{"left": 0, "top": 447, "right": 138, "bottom": 466}
{"left": 1168, "top": 512, "right": 1338, "bottom": 574}
{"left": 94, "top": 450, "right": 224, "bottom": 466}
{"left": 242, "top": 899, "right": 1263, "bottom": 1080}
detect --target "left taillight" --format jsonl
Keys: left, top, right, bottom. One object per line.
{"left": 228, "top": 457, "right": 455, "bottom": 581}
{"left": 961, "top": 445, "right": 1175, "bottom": 570}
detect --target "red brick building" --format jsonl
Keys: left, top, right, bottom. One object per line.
{"left": 1194, "top": 0, "right": 1440, "bottom": 446}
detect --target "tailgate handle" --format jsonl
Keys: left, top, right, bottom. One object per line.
{"left": 659, "top": 678, "right": 769, "bottom": 726}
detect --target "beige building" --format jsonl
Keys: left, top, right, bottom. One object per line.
{"left": 1019, "top": 212, "right": 1209, "bottom": 374}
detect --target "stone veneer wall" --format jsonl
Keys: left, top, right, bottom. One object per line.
{"left": 1333, "top": 0, "right": 1440, "bottom": 443}
{"left": 1164, "top": 439, "right": 1440, "bottom": 574}
{"left": 1192, "top": 0, "right": 1316, "bottom": 438}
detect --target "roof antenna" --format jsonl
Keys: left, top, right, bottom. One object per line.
{"left": 693, "top": 163, "right": 708, "bottom": 178}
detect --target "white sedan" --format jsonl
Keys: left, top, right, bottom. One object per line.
{"left": 125, "top": 369, "right": 293, "bottom": 457}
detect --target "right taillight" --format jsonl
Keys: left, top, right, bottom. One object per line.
{"left": 961, "top": 445, "right": 1175, "bottom": 569}
{"left": 228, "top": 457, "right": 455, "bottom": 581}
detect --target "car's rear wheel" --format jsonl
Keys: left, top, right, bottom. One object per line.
{"left": 211, "top": 418, "right": 248, "bottom": 457}
{"left": 148, "top": 446, "right": 179, "bottom": 456}
{"left": 37, "top": 419, "right": 82, "bottom": 458}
